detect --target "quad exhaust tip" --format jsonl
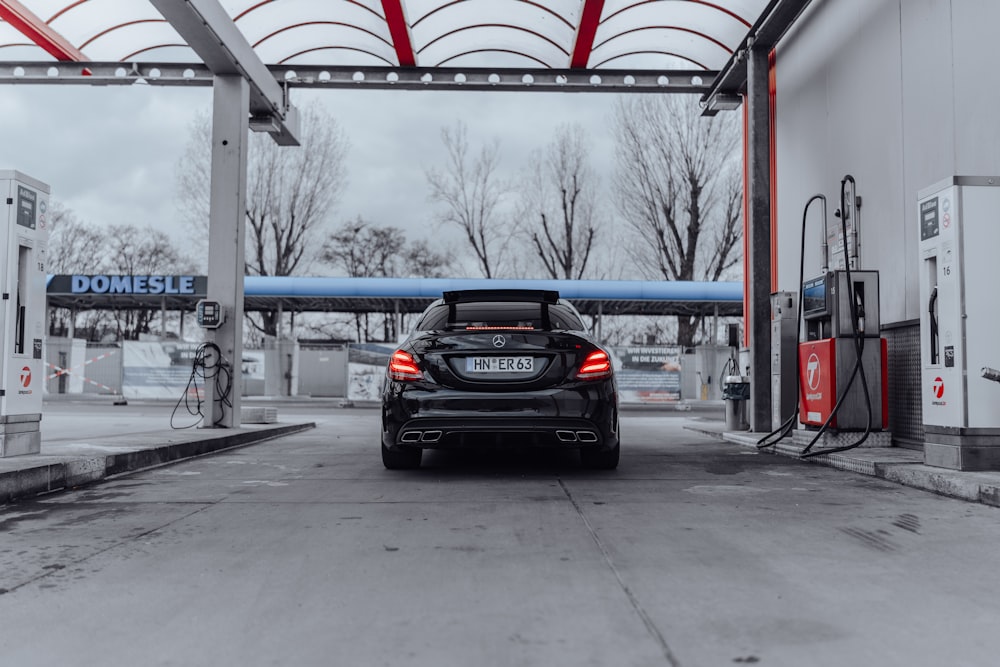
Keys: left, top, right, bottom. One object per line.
{"left": 400, "top": 430, "right": 442, "bottom": 443}
{"left": 556, "top": 430, "right": 597, "bottom": 443}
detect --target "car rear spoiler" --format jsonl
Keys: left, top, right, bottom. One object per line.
{"left": 442, "top": 289, "right": 560, "bottom": 304}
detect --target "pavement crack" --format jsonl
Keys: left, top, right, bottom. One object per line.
{"left": 558, "top": 479, "right": 681, "bottom": 667}
{"left": 0, "top": 503, "right": 216, "bottom": 596}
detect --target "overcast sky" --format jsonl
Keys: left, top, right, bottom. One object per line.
{"left": 1, "top": 82, "right": 629, "bottom": 276}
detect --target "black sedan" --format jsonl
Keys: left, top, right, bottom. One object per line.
{"left": 380, "top": 289, "right": 619, "bottom": 470}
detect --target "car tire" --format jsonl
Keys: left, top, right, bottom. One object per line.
{"left": 382, "top": 443, "right": 422, "bottom": 470}
{"left": 580, "top": 441, "right": 620, "bottom": 470}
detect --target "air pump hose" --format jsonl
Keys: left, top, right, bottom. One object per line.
{"left": 757, "top": 194, "right": 826, "bottom": 449}
{"left": 170, "top": 342, "right": 233, "bottom": 429}
{"left": 800, "top": 174, "right": 874, "bottom": 458}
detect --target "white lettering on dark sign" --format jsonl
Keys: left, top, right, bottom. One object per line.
{"left": 71, "top": 275, "right": 196, "bottom": 295}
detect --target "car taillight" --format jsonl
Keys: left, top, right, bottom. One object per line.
{"left": 577, "top": 350, "right": 612, "bottom": 380}
{"left": 388, "top": 350, "right": 422, "bottom": 382}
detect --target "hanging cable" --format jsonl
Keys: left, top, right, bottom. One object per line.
{"left": 718, "top": 355, "right": 739, "bottom": 389}
{"left": 800, "top": 175, "right": 874, "bottom": 458}
{"left": 757, "top": 193, "right": 826, "bottom": 449}
{"left": 170, "top": 342, "right": 233, "bottom": 429}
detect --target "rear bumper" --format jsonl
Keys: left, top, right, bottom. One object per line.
{"left": 381, "top": 384, "right": 618, "bottom": 450}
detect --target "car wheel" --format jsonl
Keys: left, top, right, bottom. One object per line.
{"left": 580, "top": 442, "right": 620, "bottom": 470}
{"left": 382, "top": 443, "right": 422, "bottom": 470}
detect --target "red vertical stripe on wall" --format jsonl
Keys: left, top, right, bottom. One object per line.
{"left": 769, "top": 49, "right": 778, "bottom": 293}
{"left": 742, "top": 98, "right": 750, "bottom": 348}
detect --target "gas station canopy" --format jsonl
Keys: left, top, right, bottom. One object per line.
{"left": 45, "top": 275, "right": 743, "bottom": 318}
{"left": 0, "top": 1, "right": 766, "bottom": 70}
{"left": 0, "top": 0, "right": 789, "bottom": 100}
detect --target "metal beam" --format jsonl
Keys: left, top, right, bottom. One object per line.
{"left": 0, "top": 0, "right": 87, "bottom": 61}
{"left": 699, "top": 0, "right": 814, "bottom": 110}
{"left": 147, "top": 0, "right": 298, "bottom": 145}
{"left": 570, "top": 0, "right": 605, "bottom": 68}
{"left": 0, "top": 62, "right": 717, "bottom": 94}
{"left": 381, "top": 0, "right": 416, "bottom": 66}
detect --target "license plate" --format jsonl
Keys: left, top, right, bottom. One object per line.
{"left": 465, "top": 356, "right": 534, "bottom": 373}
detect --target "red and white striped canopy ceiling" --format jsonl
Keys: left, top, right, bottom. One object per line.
{"left": 0, "top": 0, "right": 770, "bottom": 72}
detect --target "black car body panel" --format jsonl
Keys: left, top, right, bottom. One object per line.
{"left": 380, "top": 290, "right": 619, "bottom": 467}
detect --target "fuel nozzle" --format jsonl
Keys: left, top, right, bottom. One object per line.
{"left": 855, "top": 292, "right": 866, "bottom": 334}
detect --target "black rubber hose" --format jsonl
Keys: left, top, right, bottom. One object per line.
{"left": 757, "top": 194, "right": 826, "bottom": 449}
{"left": 801, "top": 175, "right": 874, "bottom": 458}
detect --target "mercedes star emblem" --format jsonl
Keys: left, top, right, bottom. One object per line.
{"left": 492, "top": 334, "right": 506, "bottom": 348}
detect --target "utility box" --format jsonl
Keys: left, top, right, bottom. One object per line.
{"left": 918, "top": 177, "right": 1000, "bottom": 470}
{"left": 770, "top": 291, "right": 798, "bottom": 431}
{"left": 1, "top": 171, "right": 50, "bottom": 456}
{"left": 723, "top": 375, "right": 750, "bottom": 431}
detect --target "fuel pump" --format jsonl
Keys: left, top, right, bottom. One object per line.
{"left": 758, "top": 177, "right": 889, "bottom": 457}
{"left": 918, "top": 177, "right": 1000, "bottom": 470}
{"left": 1, "top": 171, "right": 49, "bottom": 456}
{"left": 798, "top": 177, "right": 889, "bottom": 456}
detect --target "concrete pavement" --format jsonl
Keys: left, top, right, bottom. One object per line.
{"left": 4, "top": 397, "right": 1000, "bottom": 510}
{"left": 0, "top": 398, "right": 315, "bottom": 504}
{"left": 687, "top": 420, "right": 1000, "bottom": 508}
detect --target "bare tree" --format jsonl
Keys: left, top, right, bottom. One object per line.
{"left": 321, "top": 218, "right": 451, "bottom": 341}
{"left": 613, "top": 95, "right": 742, "bottom": 347}
{"left": 426, "top": 121, "right": 506, "bottom": 278}
{"left": 176, "top": 102, "right": 350, "bottom": 337}
{"left": 47, "top": 201, "right": 106, "bottom": 274}
{"left": 322, "top": 217, "right": 398, "bottom": 280}
{"left": 46, "top": 202, "right": 109, "bottom": 336}
{"left": 404, "top": 239, "right": 451, "bottom": 279}
{"left": 103, "top": 224, "right": 194, "bottom": 340}
{"left": 516, "top": 123, "right": 599, "bottom": 279}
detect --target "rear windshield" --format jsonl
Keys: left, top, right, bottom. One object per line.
{"left": 416, "top": 302, "right": 586, "bottom": 332}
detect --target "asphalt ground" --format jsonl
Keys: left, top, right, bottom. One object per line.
{"left": 2, "top": 406, "right": 1000, "bottom": 666}
{"left": 3, "top": 398, "right": 1000, "bottom": 509}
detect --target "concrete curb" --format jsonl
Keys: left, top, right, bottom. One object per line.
{"left": 0, "top": 422, "right": 315, "bottom": 505}
{"left": 686, "top": 423, "right": 1000, "bottom": 509}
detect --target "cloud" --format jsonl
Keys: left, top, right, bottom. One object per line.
{"left": 1, "top": 82, "right": 625, "bottom": 269}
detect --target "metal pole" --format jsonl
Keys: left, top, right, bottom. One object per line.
{"left": 746, "top": 46, "right": 773, "bottom": 432}
{"left": 395, "top": 299, "right": 401, "bottom": 341}
{"left": 277, "top": 300, "right": 283, "bottom": 341}
{"left": 203, "top": 74, "right": 249, "bottom": 428}
{"left": 713, "top": 303, "right": 719, "bottom": 345}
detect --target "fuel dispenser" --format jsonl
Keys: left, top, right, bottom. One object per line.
{"left": 1, "top": 171, "right": 49, "bottom": 456}
{"left": 799, "top": 270, "right": 888, "bottom": 433}
{"left": 759, "top": 177, "right": 889, "bottom": 456}
{"left": 918, "top": 177, "right": 1000, "bottom": 470}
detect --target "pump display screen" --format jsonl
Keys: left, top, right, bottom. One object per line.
{"left": 802, "top": 275, "right": 830, "bottom": 319}
{"left": 920, "top": 197, "right": 940, "bottom": 240}
{"left": 16, "top": 186, "right": 36, "bottom": 229}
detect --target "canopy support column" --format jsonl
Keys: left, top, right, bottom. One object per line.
{"left": 203, "top": 74, "right": 248, "bottom": 428}
{"left": 746, "top": 46, "right": 773, "bottom": 432}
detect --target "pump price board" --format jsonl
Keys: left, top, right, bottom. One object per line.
{"left": 16, "top": 185, "right": 36, "bottom": 229}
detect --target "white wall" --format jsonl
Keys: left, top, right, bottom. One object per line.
{"left": 772, "top": 0, "right": 1000, "bottom": 324}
